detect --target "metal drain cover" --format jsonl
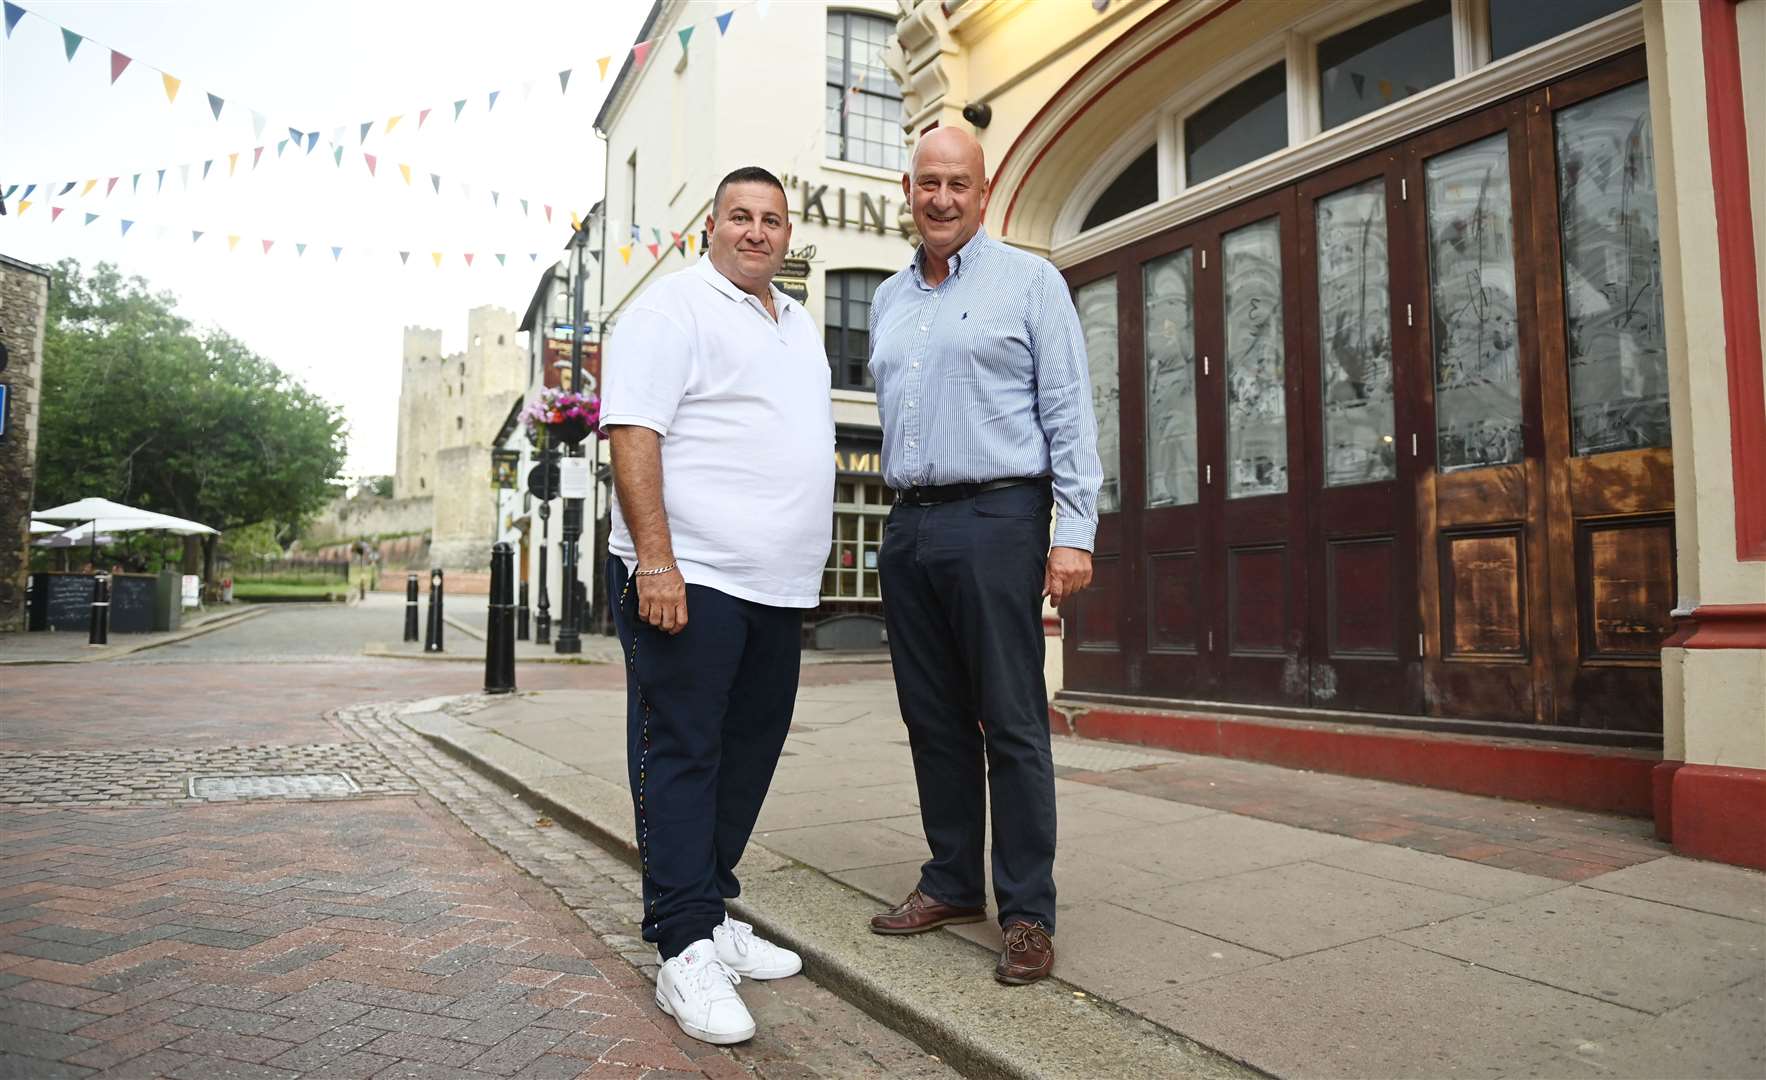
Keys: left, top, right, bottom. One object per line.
{"left": 188, "top": 773, "right": 361, "bottom": 799}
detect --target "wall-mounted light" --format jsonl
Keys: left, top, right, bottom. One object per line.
{"left": 962, "top": 102, "right": 992, "bottom": 128}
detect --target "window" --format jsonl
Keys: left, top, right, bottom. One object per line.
{"left": 1081, "top": 147, "right": 1159, "bottom": 232}
{"left": 1489, "top": 0, "right": 1634, "bottom": 61}
{"left": 626, "top": 152, "right": 637, "bottom": 234}
{"left": 497, "top": 335, "right": 505, "bottom": 345}
{"left": 824, "top": 479, "right": 893, "bottom": 600}
{"left": 825, "top": 270, "right": 889, "bottom": 391}
{"left": 456, "top": 417, "right": 464, "bottom": 431}
{"left": 827, "top": 12, "right": 905, "bottom": 170}
{"left": 1185, "top": 63, "right": 1287, "bottom": 186}
{"left": 1318, "top": 0, "right": 1453, "bottom": 131}
{"left": 1075, "top": 277, "right": 1122, "bottom": 513}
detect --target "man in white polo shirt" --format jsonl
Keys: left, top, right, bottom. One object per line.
{"left": 599, "top": 166, "right": 833, "bottom": 1046}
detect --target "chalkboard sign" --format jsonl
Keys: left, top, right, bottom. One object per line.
{"left": 29, "top": 573, "right": 159, "bottom": 633}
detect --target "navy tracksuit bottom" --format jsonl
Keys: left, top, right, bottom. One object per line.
{"left": 607, "top": 556, "right": 802, "bottom": 960}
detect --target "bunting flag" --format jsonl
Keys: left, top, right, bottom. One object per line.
{"left": 596, "top": 57, "right": 610, "bottom": 79}
{"left": 646, "top": 241, "right": 660, "bottom": 259}
{"left": 82, "top": 179, "right": 97, "bottom": 196}
{"left": 178, "top": 166, "right": 188, "bottom": 188}
{"left": 619, "top": 244, "right": 632, "bottom": 265}
{"left": 228, "top": 152, "right": 239, "bottom": 176}
{"left": 521, "top": 198, "right": 529, "bottom": 216}
{"left": 207, "top": 92, "right": 224, "bottom": 120}
{"left": 419, "top": 107, "right": 431, "bottom": 128}
{"left": 359, "top": 121, "right": 373, "bottom": 144}
{"left": 57, "top": 182, "right": 75, "bottom": 195}
{"left": 109, "top": 50, "right": 131, "bottom": 83}
{"left": 262, "top": 239, "right": 274, "bottom": 254}
{"left": 453, "top": 99, "right": 467, "bottom": 121}
{"left": 120, "top": 219, "right": 133, "bottom": 236}
{"left": 131, "top": 173, "right": 140, "bottom": 193}
{"left": 651, "top": 227, "right": 662, "bottom": 245}
{"left": 227, "top": 234, "right": 239, "bottom": 251}
{"left": 716, "top": 10, "right": 733, "bottom": 34}
{"left": 162, "top": 72, "right": 179, "bottom": 102}
{"left": 156, "top": 169, "right": 165, "bottom": 191}
{"left": 544, "top": 204, "right": 553, "bottom": 224}
{"left": 431, "top": 252, "right": 443, "bottom": 268}
{"left": 530, "top": 253, "right": 539, "bottom": 262}
{"left": 15, "top": 201, "right": 30, "bottom": 214}
{"left": 333, "top": 147, "right": 343, "bottom": 166}
{"left": 464, "top": 253, "right": 475, "bottom": 267}
{"left": 83, "top": 212, "right": 97, "bottom": 225}
{"left": 363, "top": 153, "right": 378, "bottom": 177}
{"left": 678, "top": 26, "right": 694, "bottom": 51}
{"left": 332, "top": 246, "right": 343, "bottom": 260}
{"left": 487, "top": 90, "right": 500, "bottom": 111}
{"left": 51, "top": 206, "right": 63, "bottom": 221}
{"left": 672, "top": 230, "right": 684, "bottom": 253}
{"left": 399, "top": 163, "right": 412, "bottom": 185}
{"left": 4, "top": 2, "right": 24, "bottom": 38}
{"left": 289, "top": 126, "right": 302, "bottom": 144}
{"left": 386, "top": 114, "right": 403, "bottom": 135}
{"left": 491, "top": 191, "right": 500, "bottom": 207}
{"left": 276, "top": 138, "right": 287, "bottom": 157}
{"left": 631, "top": 41, "right": 652, "bottom": 68}
{"left": 252, "top": 146, "right": 263, "bottom": 168}
{"left": 201, "top": 160, "right": 213, "bottom": 180}
{"left": 521, "top": 81, "right": 534, "bottom": 102}
{"left": 430, "top": 174, "right": 441, "bottom": 193}
{"left": 252, "top": 110, "right": 267, "bottom": 139}
{"left": 191, "top": 229, "right": 203, "bottom": 242}
{"left": 495, "top": 254, "right": 507, "bottom": 266}
{"left": 296, "top": 242, "right": 306, "bottom": 256}
{"left": 558, "top": 69, "right": 571, "bottom": 93}
{"left": 306, "top": 131, "right": 319, "bottom": 153}
{"left": 61, "top": 27, "right": 80, "bottom": 59}
{"left": 400, "top": 252, "right": 411, "bottom": 264}
{"left": 105, "top": 177, "right": 118, "bottom": 196}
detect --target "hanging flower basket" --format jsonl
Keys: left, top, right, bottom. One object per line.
{"left": 520, "top": 388, "right": 604, "bottom": 448}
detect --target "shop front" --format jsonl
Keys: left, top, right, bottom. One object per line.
{"left": 815, "top": 431, "right": 892, "bottom": 648}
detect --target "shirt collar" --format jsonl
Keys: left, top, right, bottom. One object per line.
{"left": 911, "top": 227, "right": 990, "bottom": 288}
{"left": 694, "top": 255, "right": 795, "bottom": 316}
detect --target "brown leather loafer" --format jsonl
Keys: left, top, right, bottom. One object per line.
{"left": 995, "top": 921, "right": 1054, "bottom": 985}
{"left": 869, "top": 889, "right": 986, "bottom": 935}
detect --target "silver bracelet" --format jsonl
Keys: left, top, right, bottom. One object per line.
{"left": 633, "top": 562, "right": 677, "bottom": 577}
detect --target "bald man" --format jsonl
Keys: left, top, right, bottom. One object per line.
{"left": 863, "top": 127, "right": 1102, "bottom": 985}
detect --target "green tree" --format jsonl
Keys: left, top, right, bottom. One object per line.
{"left": 36, "top": 260, "right": 348, "bottom": 584}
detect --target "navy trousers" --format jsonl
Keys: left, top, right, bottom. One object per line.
{"left": 607, "top": 556, "right": 802, "bottom": 960}
{"left": 877, "top": 481, "right": 1058, "bottom": 932}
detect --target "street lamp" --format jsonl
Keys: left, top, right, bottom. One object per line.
{"left": 555, "top": 225, "right": 591, "bottom": 655}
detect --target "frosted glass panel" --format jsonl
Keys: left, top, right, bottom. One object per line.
{"left": 1555, "top": 80, "right": 1670, "bottom": 456}
{"left": 1076, "top": 277, "right": 1122, "bottom": 513}
{"left": 1223, "top": 218, "right": 1287, "bottom": 498}
{"left": 1425, "top": 134, "right": 1524, "bottom": 471}
{"left": 1316, "top": 180, "right": 1397, "bottom": 486}
{"left": 1144, "top": 249, "right": 1198, "bottom": 507}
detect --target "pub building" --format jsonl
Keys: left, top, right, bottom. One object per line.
{"left": 885, "top": 0, "right": 1764, "bottom": 869}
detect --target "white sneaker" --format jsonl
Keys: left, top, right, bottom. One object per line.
{"left": 714, "top": 915, "right": 802, "bottom": 980}
{"left": 654, "top": 939, "right": 754, "bottom": 1045}
{"left": 653, "top": 915, "right": 804, "bottom": 980}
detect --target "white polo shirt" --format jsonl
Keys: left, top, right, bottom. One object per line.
{"left": 601, "top": 256, "right": 834, "bottom": 608}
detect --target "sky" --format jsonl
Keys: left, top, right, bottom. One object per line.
{"left": 1, "top": 0, "right": 656, "bottom": 477}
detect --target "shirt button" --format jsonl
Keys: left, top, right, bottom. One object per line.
{"left": 908, "top": 400, "right": 916, "bottom": 408}
{"left": 918, "top": 324, "right": 927, "bottom": 331}
{"left": 908, "top": 439, "right": 917, "bottom": 448}
{"left": 911, "top": 361, "right": 920, "bottom": 369}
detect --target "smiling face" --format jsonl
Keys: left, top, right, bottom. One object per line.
{"left": 706, "top": 182, "right": 791, "bottom": 295}
{"left": 904, "top": 127, "right": 990, "bottom": 262}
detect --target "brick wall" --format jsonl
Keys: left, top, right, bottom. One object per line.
{"left": 0, "top": 255, "right": 51, "bottom": 632}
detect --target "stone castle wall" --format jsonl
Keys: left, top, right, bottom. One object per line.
{"left": 0, "top": 256, "right": 51, "bottom": 632}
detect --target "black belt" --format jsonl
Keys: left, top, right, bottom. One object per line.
{"left": 892, "top": 476, "right": 1046, "bottom": 507}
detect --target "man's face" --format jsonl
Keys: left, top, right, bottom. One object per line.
{"left": 904, "top": 140, "right": 988, "bottom": 258}
{"left": 706, "top": 183, "right": 790, "bottom": 288}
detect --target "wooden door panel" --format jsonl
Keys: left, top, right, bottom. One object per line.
{"left": 1579, "top": 516, "right": 1676, "bottom": 659}
{"left": 1147, "top": 550, "right": 1201, "bottom": 653}
{"left": 1075, "top": 555, "right": 1123, "bottom": 652}
{"left": 1326, "top": 537, "right": 1401, "bottom": 657}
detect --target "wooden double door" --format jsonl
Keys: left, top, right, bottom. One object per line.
{"left": 1064, "top": 52, "right": 1674, "bottom": 733}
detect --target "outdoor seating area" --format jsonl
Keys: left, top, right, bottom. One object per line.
{"left": 25, "top": 496, "right": 217, "bottom": 635}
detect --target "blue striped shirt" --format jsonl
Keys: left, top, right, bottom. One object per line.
{"left": 868, "top": 229, "right": 1103, "bottom": 552}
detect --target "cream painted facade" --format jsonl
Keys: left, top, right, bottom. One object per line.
{"left": 589, "top": 0, "right": 914, "bottom": 631}
{"left": 885, "top": 0, "right": 1766, "bottom": 865}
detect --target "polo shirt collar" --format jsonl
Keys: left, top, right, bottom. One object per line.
{"left": 911, "top": 227, "right": 990, "bottom": 287}
{"left": 694, "top": 255, "right": 794, "bottom": 317}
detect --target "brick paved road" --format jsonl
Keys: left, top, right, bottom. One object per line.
{"left": 0, "top": 607, "right": 947, "bottom": 1079}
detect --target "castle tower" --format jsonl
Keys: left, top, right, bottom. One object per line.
{"left": 395, "top": 327, "right": 444, "bottom": 499}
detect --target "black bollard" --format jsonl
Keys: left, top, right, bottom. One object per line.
{"left": 403, "top": 573, "right": 420, "bottom": 642}
{"left": 87, "top": 574, "right": 111, "bottom": 646}
{"left": 424, "top": 568, "right": 445, "bottom": 653}
{"left": 485, "top": 543, "right": 517, "bottom": 694}
{"left": 517, "top": 581, "right": 531, "bottom": 641}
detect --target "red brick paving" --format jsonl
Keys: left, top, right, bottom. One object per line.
{"left": 0, "top": 796, "right": 726, "bottom": 1079}
{"left": 1069, "top": 751, "right": 1669, "bottom": 882}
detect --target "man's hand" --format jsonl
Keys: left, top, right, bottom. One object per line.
{"left": 1043, "top": 546, "right": 1093, "bottom": 606}
{"left": 636, "top": 567, "right": 689, "bottom": 634}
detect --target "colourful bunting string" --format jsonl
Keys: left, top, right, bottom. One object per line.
{"left": 109, "top": 50, "right": 130, "bottom": 83}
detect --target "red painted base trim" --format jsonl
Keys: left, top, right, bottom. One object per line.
{"left": 1669, "top": 763, "right": 1766, "bottom": 871}
{"left": 1675, "top": 604, "right": 1766, "bottom": 649}
{"left": 1061, "top": 705, "right": 1657, "bottom": 817}
{"left": 1653, "top": 760, "right": 1685, "bottom": 841}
